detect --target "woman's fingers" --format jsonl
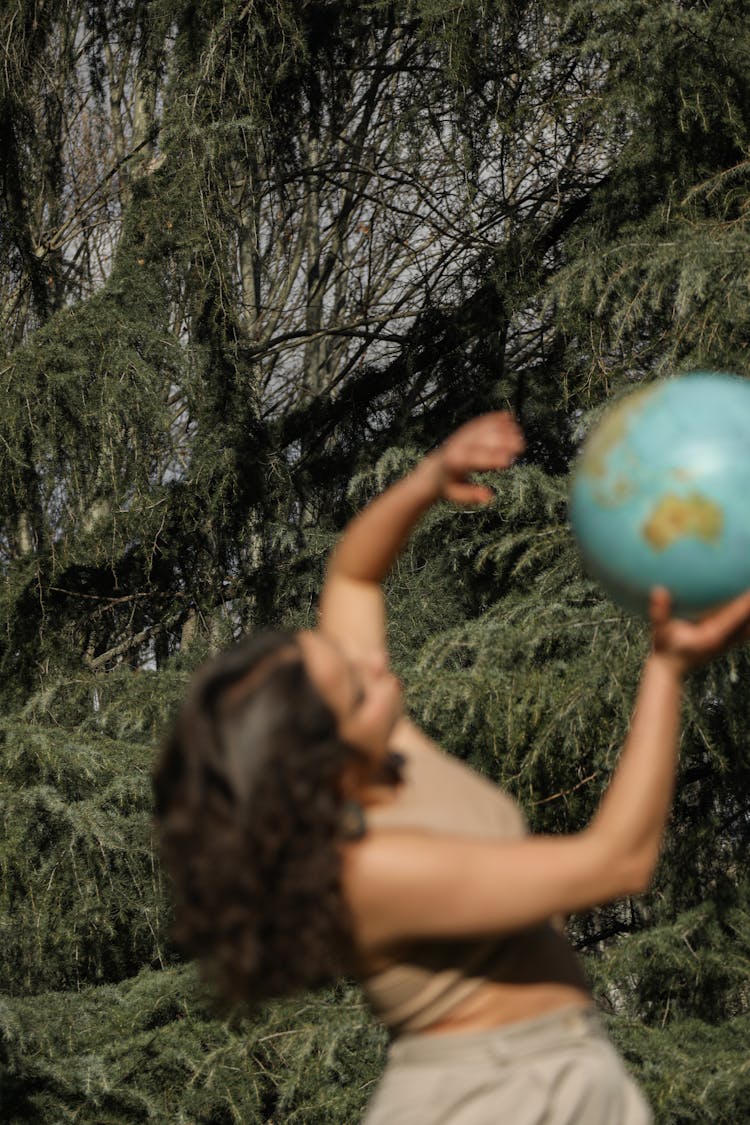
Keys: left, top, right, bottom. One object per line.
{"left": 443, "top": 481, "right": 495, "bottom": 505}
{"left": 648, "top": 587, "right": 672, "bottom": 629}
{"left": 449, "top": 413, "right": 525, "bottom": 453}
{"left": 443, "top": 425, "right": 525, "bottom": 475}
{"left": 651, "top": 587, "right": 750, "bottom": 670}
{"left": 477, "top": 415, "right": 525, "bottom": 457}
{"left": 696, "top": 590, "right": 750, "bottom": 649}
{"left": 436, "top": 413, "right": 525, "bottom": 503}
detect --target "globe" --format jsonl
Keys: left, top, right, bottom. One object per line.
{"left": 569, "top": 371, "right": 750, "bottom": 617}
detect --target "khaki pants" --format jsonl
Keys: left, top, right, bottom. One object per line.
{"left": 363, "top": 1005, "right": 652, "bottom": 1125}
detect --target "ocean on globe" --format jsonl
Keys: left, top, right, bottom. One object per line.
{"left": 569, "top": 371, "right": 750, "bottom": 617}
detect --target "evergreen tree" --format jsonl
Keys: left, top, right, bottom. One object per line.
{"left": 3, "top": 1, "right": 750, "bottom": 1120}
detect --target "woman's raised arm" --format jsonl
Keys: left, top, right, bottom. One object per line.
{"left": 318, "top": 413, "right": 524, "bottom": 655}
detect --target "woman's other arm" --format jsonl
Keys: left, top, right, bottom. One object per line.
{"left": 588, "top": 587, "right": 750, "bottom": 890}
{"left": 342, "top": 589, "right": 750, "bottom": 950}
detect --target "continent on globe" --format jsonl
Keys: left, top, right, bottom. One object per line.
{"left": 642, "top": 491, "right": 724, "bottom": 552}
{"left": 581, "top": 384, "right": 661, "bottom": 484}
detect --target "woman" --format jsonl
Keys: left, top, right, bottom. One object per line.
{"left": 154, "top": 412, "right": 750, "bottom": 1124}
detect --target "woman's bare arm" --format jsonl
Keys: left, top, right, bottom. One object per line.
{"left": 342, "top": 590, "right": 750, "bottom": 951}
{"left": 317, "top": 459, "right": 440, "bottom": 654}
{"left": 590, "top": 587, "right": 750, "bottom": 885}
{"left": 318, "top": 413, "right": 524, "bottom": 654}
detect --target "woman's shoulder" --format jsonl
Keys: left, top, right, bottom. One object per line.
{"left": 370, "top": 718, "right": 527, "bottom": 839}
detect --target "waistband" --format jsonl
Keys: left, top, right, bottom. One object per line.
{"left": 388, "top": 1004, "right": 601, "bottom": 1066}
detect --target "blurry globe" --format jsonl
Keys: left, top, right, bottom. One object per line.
{"left": 569, "top": 372, "right": 750, "bottom": 616}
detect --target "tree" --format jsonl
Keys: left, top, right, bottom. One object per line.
{"left": 3, "top": 1, "right": 750, "bottom": 1121}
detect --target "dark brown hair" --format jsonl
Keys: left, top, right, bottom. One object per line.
{"left": 153, "top": 631, "right": 361, "bottom": 1008}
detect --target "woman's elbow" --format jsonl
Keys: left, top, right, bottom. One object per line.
{"left": 618, "top": 847, "right": 657, "bottom": 897}
{"left": 586, "top": 828, "right": 657, "bottom": 901}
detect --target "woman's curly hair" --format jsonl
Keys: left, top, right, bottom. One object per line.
{"left": 153, "top": 631, "right": 362, "bottom": 1009}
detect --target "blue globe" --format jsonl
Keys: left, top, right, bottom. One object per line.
{"left": 569, "top": 372, "right": 750, "bottom": 616}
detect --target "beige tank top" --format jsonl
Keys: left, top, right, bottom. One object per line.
{"left": 361, "top": 742, "right": 589, "bottom": 1033}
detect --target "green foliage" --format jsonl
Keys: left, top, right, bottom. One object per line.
{"left": 0, "top": 968, "right": 386, "bottom": 1124}
{"left": 3, "top": 0, "right": 750, "bottom": 1121}
{"left": 1, "top": 727, "right": 159, "bottom": 994}
{"left": 0, "top": 663, "right": 195, "bottom": 995}
{"left": 609, "top": 1012, "right": 750, "bottom": 1124}
{"left": 396, "top": 466, "right": 633, "bottom": 817}
{"left": 551, "top": 1, "right": 750, "bottom": 394}
{"left": 592, "top": 894, "right": 750, "bottom": 1028}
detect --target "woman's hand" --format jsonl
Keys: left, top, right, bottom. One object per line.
{"left": 428, "top": 412, "right": 525, "bottom": 505}
{"left": 649, "top": 586, "right": 750, "bottom": 675}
